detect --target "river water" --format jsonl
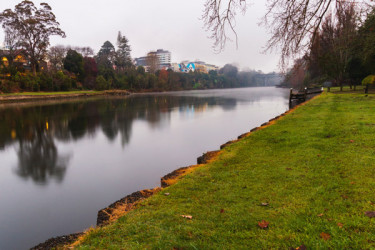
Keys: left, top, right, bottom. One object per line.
{"left": 0, "top": 87, "right": 289, "bottom": 249}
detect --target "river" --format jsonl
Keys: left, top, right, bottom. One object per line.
{"left": 0, "top": 87, "right": 289, "bottom": 249}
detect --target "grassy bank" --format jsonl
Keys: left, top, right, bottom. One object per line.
{"left": 0, "top": 90, "right": 131, "bottom": 103}
{"left": 0, "top": 90, "right": 101, "bottom": 96}
{"left": 74, "top": 92, "right": 375, "bottom": 249}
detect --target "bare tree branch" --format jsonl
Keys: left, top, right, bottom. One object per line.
{"left": 203, "top": 0, "right": 372, "bottom": 68}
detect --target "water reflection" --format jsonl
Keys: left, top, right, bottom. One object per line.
{"left": 0, "top": 88, "right": 288, "bottom": 185}
{"left": 15, "top": 131, "right": 70, "bottom": 184}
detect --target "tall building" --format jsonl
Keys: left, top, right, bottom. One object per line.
{"left": 155, "top": 49, "right": 171, "bottom": 66}
{"left": 135, "top": 49, "right": 171, "bottom": 70}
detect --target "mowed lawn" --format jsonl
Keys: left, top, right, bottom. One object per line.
{"left": 76, "top": 92, "right": 375, "bottom": 249}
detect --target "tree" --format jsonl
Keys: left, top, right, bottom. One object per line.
{"left": 74, "top": 47, "right": 94, "bottom": 57}
{"left": 146, "top": 53, "right": 159, "bottom": 74}
{"left": 83, "top": 57, "right": 98, "bottom": 89}
{"left": 306, "top": 2, "right": 358, "bottom": 89}
{"left": 220, "top": 64, "right": 238, "bottom": 78}
{"left": 203, "top": 0, "right": 370, "bottom": 67}
{"left": 3, "top": 28, "right": 20, "bottom": 68}
{"left": 97, "top": 41, "right": 116, "bottom": 63}
{"left": 48, "top": 45, "right": 68, "bottom": 71}
{"left": 0, "top": 1, "right": 66, "bottom": 74}
{"left": 357, "top": 9, "right": 375, "bottom": 75}
{"left": 96, "top": 41, "right": 116, "bottom": 81}
{"left": 63, "top": 49, "right": 84, "bottom": 81}
{"left": 283, "top": 58, "right": 308, "bottom": 89}
{"left": 115, "top": 31, "right": 132, "bottom": 72}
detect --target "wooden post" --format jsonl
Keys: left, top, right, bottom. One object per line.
{"left": 365, "top": 84, "right": 369, "bottom": 94}
{"left": 289, "top": 88, "right": 293, "bottom": 101}
{"left": 304, "top": 87, "right": 307, "bottom": 101}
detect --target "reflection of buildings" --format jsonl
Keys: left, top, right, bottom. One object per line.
{"left": 135, "top": 49, "right": 171, "bottom": 71}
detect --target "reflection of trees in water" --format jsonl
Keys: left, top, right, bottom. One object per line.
{"left": 0, "top": 92, "right": 261, "bottom": 184}
{"left": 15, "top": 129, "right": 70, "bottom": 184}
{"left": 0, "top": 94, "right": 246, "bottom": 152}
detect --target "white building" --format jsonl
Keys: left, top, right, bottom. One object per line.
{"left": 155, "top": 49, "right": 171, "bottom": 65}
{"left": 135, "top": 49, "right": 171, "bottom": 70}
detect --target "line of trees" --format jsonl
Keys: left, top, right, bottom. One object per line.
{"left": 0, "top": 0, "right": 280, "bottom": 93}
{"left": 282, "top": 3, "right": 375, "bottom": 89}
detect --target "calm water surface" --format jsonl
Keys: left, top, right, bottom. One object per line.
{"left": 0, "top": 87, "right": 289, "bottom": 249}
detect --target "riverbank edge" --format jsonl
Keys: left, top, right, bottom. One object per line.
{"left": 0, "top": 90, "right": 130, "bottom": 103}
{"left": 31, "top": 94, "right": 320, "bottom": 250}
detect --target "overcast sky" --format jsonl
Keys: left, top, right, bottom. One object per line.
{"left": 0, "top": 0, "right": 281, "bottom": 73}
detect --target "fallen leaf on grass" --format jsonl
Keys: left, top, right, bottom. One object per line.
{"left": 365, "top": 211, "right": 375, "bottom": 218}
{"left": 164, "top": 193, "right": 170, "bottom": 196}
{"left": 320, "top": 232, "right": 331, "bottom": 241}
{"left": 181, "top": 215, "right": 192, "bottom": 219}
{"left": 341, "top": 194, "right": 349, "bottom": 199}
{"left": 257, "top": 220, "right": 269, "bottom": 229}
{"left": 317, "top": 213, "right": 324, "bottom": 217}
{"left": 286, "top": 167, "right": 292, "bottom": 171}
{"left": 261, "top": 202, "right": 269, "bottom": 206}
{"left": 220, "top": 209, "right": 225, "bottom": 213}
{"left": 337, "top": 223, "right": 344, "bottom": 228}
{"left": 350, "top": 140, "right": 355, "bottom": 143}
{"left": 317, "top": 154, "right": 321, "bottom": 157}
{"left": 350, "top": 182, "right": 355, "bottom": 185}
{"left": 295, "top": 245, "right": 307, "bottom": 250}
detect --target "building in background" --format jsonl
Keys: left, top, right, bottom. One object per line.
{"left": 177, "top": 61, "right": 219, "bottom": 73}
{"left": 135, "top": 49, "right": 171, "bottom": 71}
{"left": 135, "top": 50, "right": 220, "bottom": 74}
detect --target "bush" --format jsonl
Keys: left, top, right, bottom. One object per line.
{"left": 53, "top": 71, "right": 72, "bottom": 91}
{"left": 0, "top": 80, "right": 20, "bottom": 93}
{"left": 95, "top": 75, "right": 110, "bottom": 90}
{"left": 39, "top": 73, "right": 54, "bottom": 91}
{"left": 362, "top": 75, "right": 375, "bottom": 85}
{"left": 13, "top": 72, "right": 40, "bottom": 91}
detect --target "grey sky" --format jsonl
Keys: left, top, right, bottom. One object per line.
{"left": 0, "top": 0, "right": 280, "bottom": 72}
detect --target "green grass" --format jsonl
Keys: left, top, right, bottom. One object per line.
{"left": 77, "top": 92, "right": 375, "bottom": 249}
{"left": 326, "top": 85, "right": 366, "bottom": 93}
{"left": 0, "top": 90, "right": 101, "bottom": 96}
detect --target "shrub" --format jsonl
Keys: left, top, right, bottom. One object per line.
{"left": 362, "top": 75, "right": 375, "bottom": 85}
{"left": 0, "top": 80, "right": 20, "bottom": 93}
{"left": 39, "top": 73, "right": 54, "bottom": 91}
{"left": 53, "top": 71, "right": 72, "bottom": 91}
{"left": 95, "top": 75, "right": 110, "bottom": 90}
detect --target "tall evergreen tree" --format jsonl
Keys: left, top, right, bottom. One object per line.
{"left": 115, "top": 31, "right": 132, "bottom": 71}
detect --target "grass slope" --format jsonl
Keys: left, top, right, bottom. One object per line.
{"left": 77, "top": 92, "right": 375, "bottom": 249}
{"left": 0, "top": 90, "right": 100, "bottom": 96}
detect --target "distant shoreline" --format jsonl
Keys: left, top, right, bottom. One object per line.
{"left": 0, "top": 90, "right": 130, "bottom": 103}
{"left": 0, "top": 86, "right": 280, "bottom": 104}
